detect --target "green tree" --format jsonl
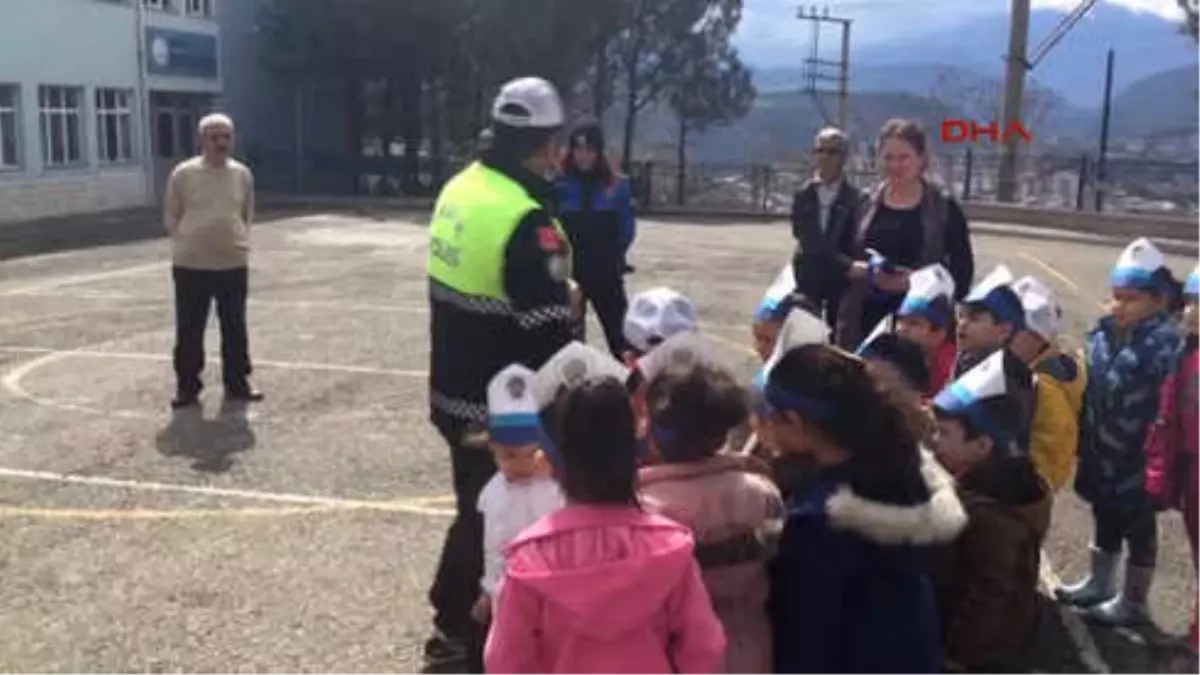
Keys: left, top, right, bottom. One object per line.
{"left": 1179, "top": 0, "right": 1198, "bottom": 41}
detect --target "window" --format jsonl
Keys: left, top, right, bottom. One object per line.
{"left": 0, "top": 85, "right": 18, "bottom": 169}
{"left": 143, "top": 0, "right": 171, "bottom": 10}
{"left": 186, "top": 0, "right": 213, "bottom": 17}
{"left": 96, "top": 89, "right": 134, "bottom": 163}
{"left": 155, "top": 111, "right": 175, "bottom": 159}
{"left": 39, "top": 86, "right": 83, "bottom": 167}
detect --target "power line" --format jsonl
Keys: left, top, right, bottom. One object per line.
{"left": 797, "top": 5, "right": 853, "bottom": 130}
{"left": 1026, "top": 0, "right": 1100, "bottom": 69}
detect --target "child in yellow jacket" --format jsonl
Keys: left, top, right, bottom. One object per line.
{"left": 1009, "top": 276, "right": 1087, "bottom": 491}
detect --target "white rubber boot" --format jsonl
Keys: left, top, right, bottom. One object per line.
{"left": 1087, "top": 563, "right": 1154, "bottom": 626}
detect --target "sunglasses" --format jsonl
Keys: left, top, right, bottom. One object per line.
{"left": 813, "top": 147, "right": 841, "bottom": 155}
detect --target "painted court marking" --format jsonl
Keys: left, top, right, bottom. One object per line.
{"left": 0, "top": 261, "right": 169, "bottom": 297}
{"left": 0, "top": 466, "right": 457, "bottom": 520}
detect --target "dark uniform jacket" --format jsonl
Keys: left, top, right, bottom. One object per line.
{"left": 789, "top": 178, "right": 865, "bottom": 323}
{"left": 428, "top": 153, "right": 574, "bottom": 431}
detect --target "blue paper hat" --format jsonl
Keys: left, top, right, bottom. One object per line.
{"left": 754, "top": 263, "right": 797, "bottom": 322}
{"left": 487, "top": 364, "right": 543, "bottom": 446}
{"left": 1187, "top": 264, "right": 1200, "bottom": 296}
{"left": 933, "top": 350, "right": 1018, "bottom": 449}
{"left": 897, "top": 263, "right": 956, "bottom": 328}
{"left": 962, "top": 265, "right": 1024, "bottom": 329}
{"left": 1111, "top": 238, "right": 1166, "bottom": 291}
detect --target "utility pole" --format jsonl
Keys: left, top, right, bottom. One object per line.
{"left": 1094, "top": 48, "right": 1115, "bottom": 212}
{"left": 996, "top": 0, "right": 1031, "bottom": 203}
{"left": 798, "top": 6, "right": 852, "bottom": 131}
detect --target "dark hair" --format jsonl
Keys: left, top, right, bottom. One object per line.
{"left": 645, "top": 363, "right": 748, "bottom": 463}
{"left": 491, "top": 122, "right": 559, "bottom": 163}
{"left": 878, "top": 118, "right": 928, "bottom": 157}
{"left": 1153, "top": 266, "right": 1186, "bottom": 314}
{"left": 552, "top": 378, "right": 640, "bottom": 506}
{"left": 561, "top": 119, "right": 615, "bottom": 184}
{"left": 863, "top": 334, "right": 932, "bottom": 393}
{"left": 769, "top": 345, "right": 930, "bottom": 505}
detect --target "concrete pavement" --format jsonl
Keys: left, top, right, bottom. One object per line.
{"left": 0, "top": 212, "right": 1194, "bottom": 672}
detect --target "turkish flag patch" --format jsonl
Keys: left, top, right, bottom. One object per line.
{"left": 537, "top": 226, "right": 564, "bottom": 252}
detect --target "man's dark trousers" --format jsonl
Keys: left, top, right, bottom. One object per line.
{"left": 172, "top": 266, "right": 252, "bottom": 395}
{"left": 428, "top": 420, "right": 496, "bottom": 655}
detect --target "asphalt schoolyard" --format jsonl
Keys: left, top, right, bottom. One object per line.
{"left": 0, "top": 209, "right": 1194, "bottom": 672}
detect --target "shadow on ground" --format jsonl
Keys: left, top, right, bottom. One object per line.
{"left": 155, "top": 402, "right": 256, "bottom": 473}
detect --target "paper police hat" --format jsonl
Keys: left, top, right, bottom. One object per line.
{"left": 532, "top": 341, "right": 629, "bottom": 409}
{"left": 963, "top": 265, "right": 1024, "bottom": 328}
{"left": 933, "top": 349, "right": 1027, "bottom": 451}
{"left": 624, "top": 287, "right": 698, "bottom": 354}
{"left": 898, "top": 264, "right": 956, "bottom": 328}
{"left": 1187, "top": 264, "right": 1200, "bottom": 296}
{"left": 754, "top": 263, "right": 797, "bottom": 322}
{"left": 753, "top": 306, "right": 829, "bottom": 392}
{"left": 856, "top": 314, "right": 896, "bottom": 356}
{"left": 487, "top": 364, "right": 543, "bottom": 446}
{"left": 636, "top": 331, "right": 727, "bottom": 384}
{"left": 1012, "top": 275, "right": 1061, "bottom": 342}
{"left": 1111, "top": 238, "right": 1166, "bottom": 290}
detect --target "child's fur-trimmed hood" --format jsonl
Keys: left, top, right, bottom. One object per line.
{"left": 824, "top": 448, "right": 967, "bottom": 545}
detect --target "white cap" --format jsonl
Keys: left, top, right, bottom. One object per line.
{"left": 623, "top": 287, "right": 698, "bottom": 354}
{"left": 491, "top": 77, "right": 565, "bottom": 129}
{"left": 636, "top": 332, "right": 727, "bottom": 383}
{"left": 487, "top": 364, "right": 542, "bottom": 445}
{"left": 1012, "top": 275, "right": 1060, "bottom": 342}
{"left": 532, "top": 341, "right": 628, "bottom": 409}
{"left": 899, "top": 264, "right": 955, "bottom": 315}
{"left": 755, "top": 263, "right": 797, "bottom": 321}
{"left": 1187, "top": 264, "right": 1200, "bottom": 296}
{"left": 964, "top": 265, "right": 1015, "bottom": 304}
{"left": 933, "top": 349, "right": 1023, "bottom": 449}
{"left": 1111, "top": 237, "right": 1166, "bottom": 290}
{"left": 753, "top": 307, "right": 829, "bottom": 391}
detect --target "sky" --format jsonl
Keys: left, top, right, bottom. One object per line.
{"left": 736, "top": 0, "right": 1187, "bottom": 64}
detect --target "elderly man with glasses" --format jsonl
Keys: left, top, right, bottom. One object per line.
{"left": 789, "top": 127, "right": 866, "bottom": 330}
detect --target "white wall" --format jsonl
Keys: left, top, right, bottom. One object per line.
{"left": 0, "top": 169, "right": 146, "bottom": 223}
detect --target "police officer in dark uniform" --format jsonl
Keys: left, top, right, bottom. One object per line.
{"left": 424, "top": 77, "right": 574, "bottom": 669}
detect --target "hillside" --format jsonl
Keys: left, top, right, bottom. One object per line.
{"left": 1109, "top": 65, "right": 1199, "bottom": 139}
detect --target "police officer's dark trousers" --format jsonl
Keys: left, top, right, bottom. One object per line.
{"left": 173, "top": 266, "right": 252, "bottom": 395}
{"left": 428, "top": 419, "right": 496, "bottom": 652}
{"left": 578, "top": 274, "right": 628, "bottom": 359}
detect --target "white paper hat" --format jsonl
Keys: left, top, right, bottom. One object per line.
{"left": 962, "top": 264, "right": 1024, "bottom": 327}
{"left": 623, "top": 287, "right": 698, "bottom": 354}
{"left": 1012, "top": 275, "right": 1060, "bottom": 342}
{"left": 487, "top": 364, "right": 543, "bottom": 445}
{"left": 1187, "top": 264, "right": 1200, "bottom": 296}
{"left": 964, "top": 265, "right": 1015, "bottom": 304}
{"left": 1110, "top": 237, "right": 1166, "bottom": 290}
{"left": 897, "top": 263, "right": 956, "bottom": 326}
{"left": 532, "top": 341, "right": 629, "bottom": 409}
{"left": 753, "top": 306, "right": 829, "bottom": 391}
{"left": 933, "top": 349, "right": 1021, "bottom": 448}
{"left": 754, "top": 263, "right": 797, "bottom": 321}
{"left": 856, "top": 314, "right": 896, "bottom": 356}
{"left": 636, "top": 331, "right": 728, "bottom": 383}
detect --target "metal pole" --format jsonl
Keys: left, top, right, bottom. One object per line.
{"left": 134, "top": 0, "right": 154, "bottom": 203}
{"left": 1094, "top": 48, "right": 1115, "bottom": 213}
{"left": 963, "top": 148, "right": 974, "bottom": 201}
{"left": 996, "top": 0, "right": 1031, "bottom": 203}
{"left": 838, "top": 19, "right": 851, "bottom": 131}
{"left": 1076, "top": 154, "right": 1088, "bottom": 210}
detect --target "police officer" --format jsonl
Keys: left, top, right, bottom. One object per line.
{"left": 423, "top": 76, "right": 575, "bottom": 670}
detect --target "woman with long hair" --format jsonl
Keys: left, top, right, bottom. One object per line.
{"left": 835, "top": 118, "right": 975, "bottom": 348}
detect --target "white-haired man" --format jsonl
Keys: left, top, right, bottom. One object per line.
{"left": 164, "top": 113, "right": 261, "bottom": 409}
{"left": 789, "top": 126, "right": 866, "bottom": 330}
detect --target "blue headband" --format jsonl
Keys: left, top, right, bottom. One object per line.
{"left": 897, "top": 295, "right": 951, "bottom": 329}
{"left": 933, "top": 384, "right": 1016, "bottom": 450}
{"left": 1111, "top": 266, "right": 1165, "bottom": 293}
{"left": 763, "top": 381, "right": 836, "bottom": 420}
{"left": 489, "top": 412, "right": 545, "bottom": 447}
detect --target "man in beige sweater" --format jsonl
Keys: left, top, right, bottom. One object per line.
{"left": 164, "top": 113, "right": 262, "bottom": 409}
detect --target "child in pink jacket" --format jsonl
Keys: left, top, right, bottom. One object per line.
{"left": 1145, "top": 264, "right": 1199, "bottom": 651}
{"left": 484, "top": 375, "right": 726, "bottom": 674}
{"left": 636, "top": 334, "right": 784, "bottom": 674}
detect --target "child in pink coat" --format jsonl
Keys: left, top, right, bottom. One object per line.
{"left": 1145, "top": 265, "right": 1199, "bottom": 651}
{"left": 636, "top": 335, "right": 783, "bottom": 674}
{"left": 484, "top": 375, "right": 726, "bottom": 674}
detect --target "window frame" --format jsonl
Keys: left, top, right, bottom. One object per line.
{"left": 95, "top": 88, "right": 135, "bottom": 165}
{"left": 143, "top": 0, "right": 171, "bottom": 12}
{"left": 185, "top": 0, "right": 213, "bottom": 18}
{"left": 0, "top": 84, "right": 21, "bottom": 171}
{"left": 38, "top": 85, "right": 85, "bottom": 169}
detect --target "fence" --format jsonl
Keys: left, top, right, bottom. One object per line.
{"left": 628, "top": 151, "right": 1198, "bottom": 216}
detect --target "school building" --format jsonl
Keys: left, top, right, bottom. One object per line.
{"left": 0, "top": 0, "right": 344, "bottom": 225}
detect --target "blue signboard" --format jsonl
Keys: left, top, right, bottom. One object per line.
{"left": 146, "top": 27, "right": 219, "bottom": 79}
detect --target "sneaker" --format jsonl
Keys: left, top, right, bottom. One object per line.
{"left": 423, "top": 629, "right": 468, "bottom": 669}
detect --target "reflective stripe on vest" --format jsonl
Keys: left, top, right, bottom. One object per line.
{"left": 427, "top": 161, "right": 567, "bottom": 302}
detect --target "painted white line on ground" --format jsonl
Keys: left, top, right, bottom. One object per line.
{"left": 3, "top": 289, "right": 430, "bottom": 314}
{"left": 0, "top": 346, "right": 427, "bottom": 377}
{"left": 1040, "top": 550, "right": 1111, "bottom": 673}
{"left": 0, "top": 466, "right": 455, "bottom": 517}
{"left": 0, "top": 262, "right": 169, "bottom": 297}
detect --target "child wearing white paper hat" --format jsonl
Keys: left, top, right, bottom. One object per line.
{"left": 751, "top": 263, "right": 824, "bottom": 361}
{"left": 1145, "top": 263, "right": 1199, "bottom": 652}
{"left": 634, "top": 331, "right": 783, "bottom": 674}
{"left": 930, "top": 349, "right": 1050, "bottom": 672}
{"left": 471, "top": 365, "right": 565, "bottom": 629}
{"left": 954, "top": 264, "right": 1026, "bottom": 378}
{"left": 1057, "top": 238, "right": 1184, "bottom": 627}
{"left": 1007, "top": 275, "right": 1088, "bottom": 492}
{"left": 896, "top": 263, "right": 958, "bottom": 396}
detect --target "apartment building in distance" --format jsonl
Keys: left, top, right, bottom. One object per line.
{"left": 0, "top": 0, "right": 221, "bottom": 223}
